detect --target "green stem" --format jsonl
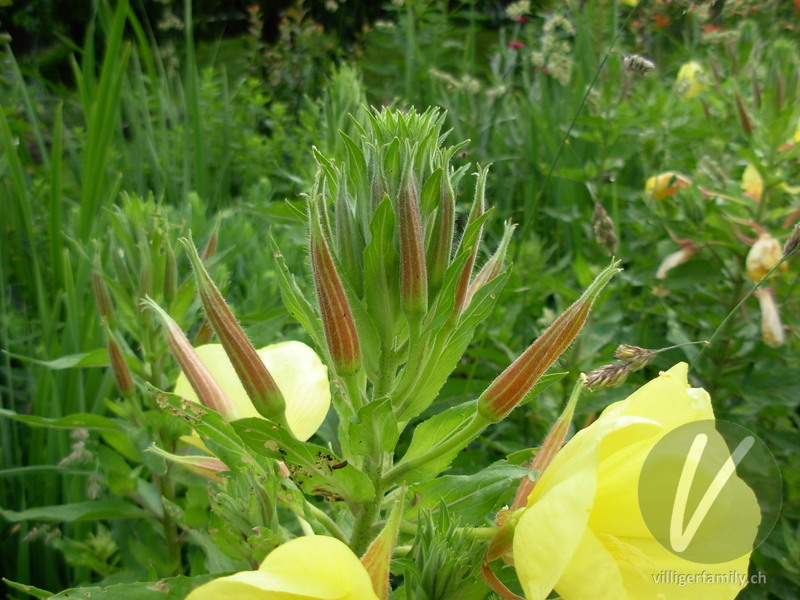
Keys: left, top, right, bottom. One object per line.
{"left": 382, "top": 412, "right": 489, "bottom": 488}
{"left": 350, "top": 456, "right": 384, "bottom": 555}
{"left": 306, "top": 501, "right": 347, "bottom": 542}
{"left": 343, "top": 372, "right": 364, "bottom": 413}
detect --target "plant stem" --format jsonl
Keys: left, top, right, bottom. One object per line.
{"left": 350, "top": 456, "right": 384, "bottom": 555}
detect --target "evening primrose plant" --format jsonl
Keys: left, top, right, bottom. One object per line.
{"left": 115, "top": 107, "right": 762, "bottom": 600}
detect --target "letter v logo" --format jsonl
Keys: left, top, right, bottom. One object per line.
{"left": 669, "top": 433, "right": 755, "bottom": 553}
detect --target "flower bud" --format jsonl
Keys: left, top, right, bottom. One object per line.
{"left": 163, "top": 236, "right": 178, "bottom": 303}
{"left": 309, "top": 197, "right": 362, "bottom": 376}
{"left": 735, "top": 92, "right": 753, "bottom": 136}
{"left": 466, "top": 220, "right": 516, "bottom": 307}
{"left": 746, "top": 232, "right": 787, "bottom": 282}
{"left": 783, "top": 223, "right": 800, "bottom": 257}
{"left": 92, "top": 268, "right": 114, "bottom": 323}
{"left": 477, "top": 262, "right": 620, "bottom": 422}
{"left": 398, "top": 158, "right": 428, "bottom": 319}
{"left": 103, "top": 323, "right": 134, "bottom": 396}
{"left": 141, "top": 297, "right": 238, "bottom": 419}
{"left": 453, "top": 167, "right": 488, "bottom": 316}
{"left": 148, "top": 444, "right": 227, "bottom": 481}
{"left": 180, "top": 237, "right": 285, "bottom": 423}
{"left": 426, "top": 171, "right": 455, "bottom": 294}
{"left": 754, "top": 288, "right": 785, "bottom": 347}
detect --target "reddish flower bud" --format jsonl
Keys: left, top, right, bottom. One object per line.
{"left": 92, "top": 270, "right": 114, "bottom": 322}
{"left": 398, "top": 162, "right": 428, "bottom": 319}
{"left": 453, "top": 167, "right": 488, "bottom": 316}
{"left": 310, "top": 198, "right": 362, "bottom": 376}
{"left": 509, "top": 41, "right": 525, "bottom": 50}
{"left": 141, "top": 297, "right": 237, "bottom": 419}
{"left": 426, "top": 171, "right": 455, "bottom": 294}
{"left": 103, "top": 324, "right": 134, "bottom": 396}
{"left": 477, "top": 262, "right": 620, "bottom": 422}
{"left": 180, "top": 237, "right": 286, "bottom": 424}
{"left": 466, "top": 220, "right": 515, "bottom": 308}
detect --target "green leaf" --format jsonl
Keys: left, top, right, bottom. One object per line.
{"left": 0, "top": 409, "right": 122, "bottom": 431}
{"left": 346, "top": 397, "right": 399, "bottom": 457}
{"left": 232, "top": 418, "right": 374, "bottom": 504}
{"left": 363, "top": 196, "right": 401, "bottom": 345}
{"left": 395, "top": 268, "right": 511, "bottom": 421}
{"left": 46, "top": 574, "right": 220, "bottom": 599}
{"left": 406, "top": 462, "right": 531, "bottom": 523}
{"left": 148, "top": 386, "right": 255, "bottom": 472}
{"left": 2, "top": 578, "right": 52, "bottom": 599}
{"left": 0, "top": 500, "right": 148, "bottom": 523}
{"left": 3, "top": 348, "right": 109, "bottom": 370}
{"left": 399, "top": 402, "right": 476, "bottom": 483}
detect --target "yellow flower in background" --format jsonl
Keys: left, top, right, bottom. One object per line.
{"left": 740, "top": 164, "right": 764, "bottom": 202}
{"left": 185, "top": 535, "right": 379, "bottom": 600}
{"left": 512, "top": 364, "right": 759, "bottom": 600}
{"left": 644, "top": 172, "right": 691, "bottom": 200}
{"left": 676, "top": 61, "right": 708, "bottom": 99}
{"left": 745, "top": 233, "right": 788, "bottom": 282}
{"left": 175, "top": 341, "right": 330, "bottom": 441}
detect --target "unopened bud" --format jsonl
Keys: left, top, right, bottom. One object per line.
{"left": 148, "top": 445, "right": 227, "bottom": 481}
{"left": 104, "top": 325, "right": 134, "bottom": 396}
{"left": 92, "top": 271, "right": 114, "bottom": 322}
{"left": 784, "top": 223, "right": 800, "bottom": 257}
{"left": 466, "top": 220, "right": 516, "bottom": 307}
{"left": 735, "top": 93, "right": 753, "bottom": 136}
{"left": 163, "top": 237, "right": 178, "bottom": 303}
{"left": 592, "top": 202, "right": 618, "bottom": 256}
{"left": 201, "top": 225, "right": 219, "bottom": 261}
{"left": 309, "top": 197, "right": 362, "bottom": 377}
{"left": 746, "top": 232, "right": 787, "bottom": 282}
{"left": 453, "top": 167, "right": 488, "bottom": 316}
{"left": 180, "top": 237, "right": 286, "bottom": 424}
{"left": 398, "top": 159, "right": 428, "bottom": 319}
{"left": 426, "top": 171, "right": 455, "bottom": 294}
{"left": 477, "top": 262, "right": 620, "bottom": 422}
{"left": 141, "top": 297, "right": 238, "bottom": 419}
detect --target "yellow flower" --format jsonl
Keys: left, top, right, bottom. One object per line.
{"left": 676, "top": 61, "right": 708, "bottom": 99}
{"left": 745, "top": 233, "right": 788, "bottom": 282}
{"left": 740, "top": 164, "right": 763, "bottom": 202}
{"left": 644, "top": 172, "right": 691, "bottom": 200}
{"left": 512, "top": 364, "right": 760, "bottom": 600}
{"left": 174, "top": 342, "right": 330, "bottom": 441}
{"left": 185, "top": 535, "right": 378, "bottom": 600}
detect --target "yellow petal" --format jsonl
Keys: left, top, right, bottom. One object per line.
{"left": 740, "top": 164, "right": 763, "bottom": 202}
{"left": 553, "top": 528, "right": 626, "bottom": 599}
{"left": 595, "top": 363, "right": 714, "bottom": 430}
{"left": 676, "top": 61, "right": 708, "bottom": 99}
{"left": 514, "top": 455, "right": 598, "bottom": 600}
{"left": 186, "top": 536, "right": 378, "bottom": 600}
{"left": 184, "top": 570, "right": 342, "bottom": 599}
{"left": 174, "top": 342, "right": 330, "bottom": 441}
